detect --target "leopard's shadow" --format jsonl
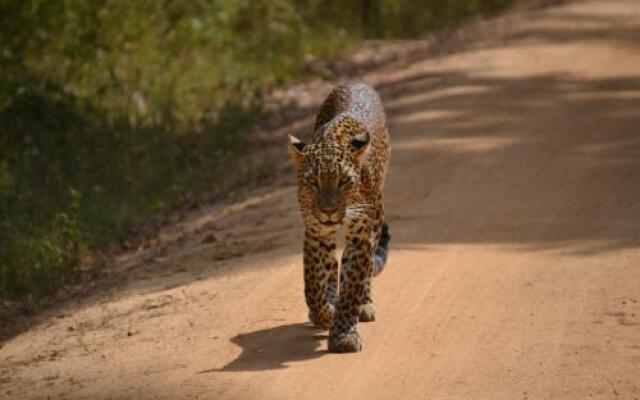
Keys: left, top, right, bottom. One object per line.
{"left": 200, "top": 322, "right": 328, "bottom": 372}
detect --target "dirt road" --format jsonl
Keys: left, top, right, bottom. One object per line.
{"left": 2, "top": 1, "right": 640, "bottom": 399}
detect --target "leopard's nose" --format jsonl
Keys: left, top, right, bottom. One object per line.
{"left": 317, "top": 189, "right": 339, "bottom": 212}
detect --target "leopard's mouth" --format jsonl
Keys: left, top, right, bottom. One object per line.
{"left": 316, "top": 213, "right": 344, "bottom": 227}
{"left": 320, "top": 220, "right": 340, "bottom": 227}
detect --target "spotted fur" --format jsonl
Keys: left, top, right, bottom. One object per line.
{"left": 288, "top": 82, "right": 390, "bottom": 353}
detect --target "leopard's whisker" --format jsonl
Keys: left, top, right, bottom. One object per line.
{"left": 345, "top": 210, "right": 371, "bottom": 220}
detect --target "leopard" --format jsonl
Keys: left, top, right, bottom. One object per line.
{"left": 287, "top": 81, "right": 390, "bottom": 353}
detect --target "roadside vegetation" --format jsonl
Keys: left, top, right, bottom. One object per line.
{"left": 0, "top": 0, "right": 516, "bottom": 298}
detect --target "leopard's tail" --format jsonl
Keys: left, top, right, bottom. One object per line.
{"left": 372, "top": 222, "right": 390, "bottom": 276}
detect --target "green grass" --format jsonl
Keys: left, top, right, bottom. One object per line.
{"left": 0, "top": 0, "right": 517, "bottom": 298}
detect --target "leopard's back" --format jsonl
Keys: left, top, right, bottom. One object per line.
{"left": 314, "top": 82, "right": 386, "bottom": 137}
{"left": 313, "top": 82, "right": 390, "bottom": 189}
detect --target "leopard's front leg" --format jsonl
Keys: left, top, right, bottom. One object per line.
{"left": 328, "top": 222, "right": 372, "bottom": 353}
{"left": 303, "top": 227, "right": 339, "bottom": 329}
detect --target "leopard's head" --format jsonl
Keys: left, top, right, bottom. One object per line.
{"left": 288, "top": 116, "right": 371, "bottom": 227}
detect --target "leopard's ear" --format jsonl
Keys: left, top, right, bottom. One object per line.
{"left": 288, "top": 134, "right": 306, "bottom": 166}
{"left": 350, "top": 130, "right": 370, "bottom": 162}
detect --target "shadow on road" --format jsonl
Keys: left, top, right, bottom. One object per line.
{"left": 380, "top": 70, "right": 640, "bottom": 256}
{"left": 199, "top": 323, "right": 327, "bottom": 373}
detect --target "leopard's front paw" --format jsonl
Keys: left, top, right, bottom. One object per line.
{"left": 359, "top": 303, "right": 376, "bottom": 322}
{"left": 328, "top": 330, "right": 363, "bottom": 353}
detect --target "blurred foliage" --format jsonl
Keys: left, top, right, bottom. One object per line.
{"left": 0, "top": 0, "right": 515, "bottom": 298}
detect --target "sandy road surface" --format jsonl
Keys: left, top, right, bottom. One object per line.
{"left": 2, "top": 1, "right": 640, "bottom": 399}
